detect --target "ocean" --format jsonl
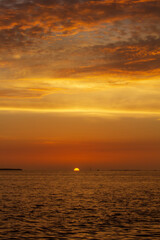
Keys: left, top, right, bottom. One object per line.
{"left": 0, "top": 170, "right": 160, "bottom": 239}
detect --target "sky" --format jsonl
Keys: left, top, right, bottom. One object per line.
{"left": 0, "top": 0, "right": 160, "bottom": 170}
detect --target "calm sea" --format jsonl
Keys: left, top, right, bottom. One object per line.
{"left": 0, "top": 170, "right": 160, "bottom": 239}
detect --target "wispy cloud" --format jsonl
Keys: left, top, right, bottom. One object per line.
{"left": 0, "top": 0, "right": 160, "bottom": 114}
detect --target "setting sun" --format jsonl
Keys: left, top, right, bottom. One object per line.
{"left": 74, "top": 168, "right": 80, "bottom": 172}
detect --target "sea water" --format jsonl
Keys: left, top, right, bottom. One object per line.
{"left": 0, "top": 170, "right": 160, "bottom": 239}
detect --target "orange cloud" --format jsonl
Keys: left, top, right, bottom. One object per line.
{"left": 0, "top": 87, "right": 65, "bottom": 99}
{"left": 0, "top": 0, "right": 160, "bottom": 36}
{"left": 0, "top": 0, "right": 160, "bottom": 82}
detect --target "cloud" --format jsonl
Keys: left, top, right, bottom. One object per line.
{"left": 2, "top": 35, "right": 160, "bottom": 81}
{"left": 45, "top": 36, "right": 160, "bottom": 79}
{"left": 0, "top": 0, "right": 160, "bottom": 81}
{"left": 0, "top": 0, "right": 160, "bottom": 47}
{"left": 0, "top": 87, "right": 65, "bottom": 98}
{"left": 0, "top": 0, "right": 160, "bottom": 108}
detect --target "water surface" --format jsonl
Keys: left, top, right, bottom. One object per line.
{"left": 0, "top": 170, "right": 160, "bottom": 239}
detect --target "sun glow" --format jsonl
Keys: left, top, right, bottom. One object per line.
{"left": 74, "top": 168, "right": 80, "bottom": 172}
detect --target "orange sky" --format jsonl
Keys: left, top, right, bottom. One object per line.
{"left": 0, "top": 0, "right": 160, "bottom": 170}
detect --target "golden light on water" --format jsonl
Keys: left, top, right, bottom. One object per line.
{"left": 74, "top": 168, "right": 80, "bottom": 172}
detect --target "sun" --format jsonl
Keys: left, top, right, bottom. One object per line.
{"left": 74, "top": 168, "right": 80, "bottom": 172}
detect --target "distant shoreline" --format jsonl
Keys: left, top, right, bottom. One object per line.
{"left": 0, "top": 168, "right": 23, "bottom": 171}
